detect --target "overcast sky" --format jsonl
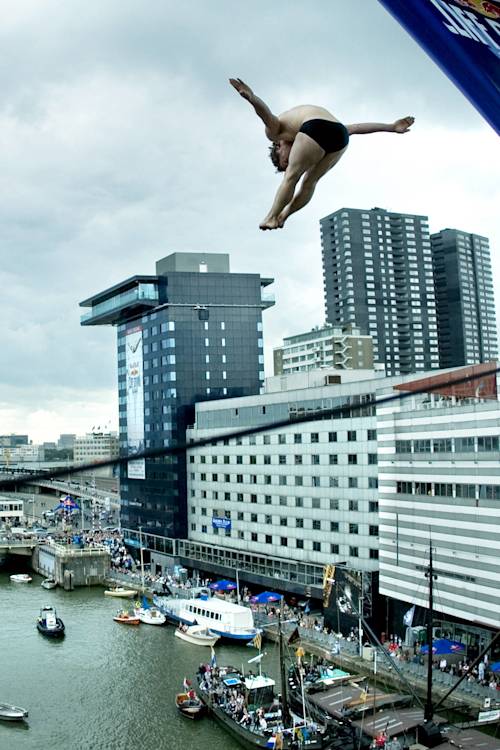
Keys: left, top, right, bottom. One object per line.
{"left": 1, "top": 0, "right": 498, "bottom": 443}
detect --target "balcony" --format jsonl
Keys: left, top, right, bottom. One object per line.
{"left": 260, "top": 290, "right": 276, "bottom": 309}
{"left": 80, "top": 282, "right": 159, "bottom": 326}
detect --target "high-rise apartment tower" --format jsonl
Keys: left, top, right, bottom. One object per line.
{"left": 321, "top": 207, "right": 440, "bottom": 376}
{"left": 431, "top": 228, "right": 498, "bottom": 367}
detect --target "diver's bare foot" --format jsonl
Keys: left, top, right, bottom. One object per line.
{"left": 393, "top": 116, "right": 415, "bottom": 133}
{"left": 259, "top": 216, "right": 280, "bottom": 230}
{"left": 277, "top": 211, "right": 288, "bottom": 228}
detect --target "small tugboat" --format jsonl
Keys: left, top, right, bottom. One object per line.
{"left": 10, "top": 574, "right": 32, "bottom": 583}
{"left": 113, "top": 610, "right": 140, "bottom": 625}
{"left": 36, "top": 606, "right": 65, "bottom": 638}
{"left": 175, "top": 680, "right": 205, "bottom": 719}
{"left": 41, "top": 578, "right": 57, "bottom": 590}
{"left": 0, "top": 703, "right": 29, "bottom": 722}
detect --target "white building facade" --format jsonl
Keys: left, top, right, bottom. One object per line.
{"left": 377, "top": 365, "right": 500, "bottom": 630}
{"left": 186, "top": 370, "right": 390, "bottom": 591}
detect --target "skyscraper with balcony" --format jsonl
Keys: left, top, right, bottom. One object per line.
{"left": 431, "top": 228, "right": 498, "bottom": 368}
{"left": 80, "top": 252, "right": 274, "bottom": 538}
{"left": 321, "top": 207, "right": 440, "bottom": 376}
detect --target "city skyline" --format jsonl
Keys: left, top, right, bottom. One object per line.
{"left": 1, "top": 1, "right": 498, "bottom": 442}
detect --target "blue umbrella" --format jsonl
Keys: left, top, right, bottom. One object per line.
{"left": 421, "top": 638, "right": 465, "bottom": 655}
{"left": 209, "top": 579, "right": 237, "bottom": 592}
{"left": 490, "top": 662, "right": 500, "bottom": 673}
{"left": 250, "top": 591, "right": 283, "bottom": 604}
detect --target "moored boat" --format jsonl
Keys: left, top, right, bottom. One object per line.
{"left": 153, "top": 593, "right": 259, "bottom": 642}
{"left": 36, "top": 606, "right": 65, "bottom": 638}
{"left": 175, "top": 624, "right": 220, "bottom": 647}
{"left": 175, "top": 691, "right": 205, "bottom": 719}
{"left": 198, "top": 666, "right": 328, "bottom": 748}
{"left": 136, "top": 607, "right": 166, "bottom": 625}
{"left": 41, "top": 578, "right": 57, "bottom": 590}
{"left": 113, "top": 610, "right": 140, "bottom": 625}
{"left": 10, "top": 574, "right": 32, "bottom": 583}
{"left": 0, "top": 703, "right": 29, "bottom": 722}
{"left": 133, "top": 596, "right": 166, "bottom": 625}
{"left": 104, "top": 586, "right": 135, "bottom": 598}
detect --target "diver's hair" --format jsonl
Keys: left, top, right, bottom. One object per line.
{"left": 269, "top": 143, "right": 285, "bottom": 172}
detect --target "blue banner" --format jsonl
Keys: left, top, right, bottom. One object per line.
{"left": 212, "top": 516, "right": 231, "bottom": 530}
{"left": 378, "top": 0, "right": 500, "bottom": 134}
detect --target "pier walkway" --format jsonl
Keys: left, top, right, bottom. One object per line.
{"left": 258, "top": 616, "right": 500, "bottom": 716}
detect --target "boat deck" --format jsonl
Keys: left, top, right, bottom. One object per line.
{"left": 308, "top": 681, "right": 411, "bottom": 720}
{"left": 351, "top": 707, "right": 440, "bottom": 738}
{"left": 443, "top": 727, "right": 500, "bottom": 749}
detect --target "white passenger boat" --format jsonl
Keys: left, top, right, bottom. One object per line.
{"left": 10, "top": 574, "right": 32, "bottom": 583}
{"left": 175, "top": 624, "right": 220, "bottom": 647}
{"left": 153, "top": 594, "right": 259, "bottom": 642}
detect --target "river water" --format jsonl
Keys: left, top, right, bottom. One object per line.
{"left": 0, "top": 570, "right": 281, "bottom": 750}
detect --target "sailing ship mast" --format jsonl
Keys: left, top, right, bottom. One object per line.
{"left": 278, "top": 611, "right": 291, "bottom": 728}
{"left": 424, "top": 543, "right": 437, "bottom": 721}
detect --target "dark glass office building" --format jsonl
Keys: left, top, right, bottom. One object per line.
{"left": 431, "top": 228, "right": 498, "bottom": 368}
{"left": 80, "top": 252, "right": 274, "bottom": 538}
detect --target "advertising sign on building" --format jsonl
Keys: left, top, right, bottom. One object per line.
{"left": 125, "top": 327, "right": 145, "bottom": 480}
{"left": 212, "top": 516, "right": 231, "bottom": 530}
{"left": 378, "top": 0, "right": 500, "bottom": 134}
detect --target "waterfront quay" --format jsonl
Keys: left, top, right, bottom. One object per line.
{"left": 260, "top": 616, "right": 500, "bottom": 718}
{"left": 0, "top": 535, "right": 110, "bottom": 589}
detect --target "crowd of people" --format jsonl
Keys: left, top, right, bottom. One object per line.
{"left": 432, "top": 654, "right": 499, "bottom": 691}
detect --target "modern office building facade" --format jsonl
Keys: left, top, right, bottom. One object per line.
{"left": 320, "top": 207, "right": 440, "bottom": 376}
{"left": 431, "top": 228, "right": 498, "bottom": 368}
{"left": 273, "top": 323, "right": 374, "bottom": 375}
{"left": 377, "top": 364, "right": 500, "bottom": 631}
{"left": 80, "top": 252, "right": 274, "bottom": 538}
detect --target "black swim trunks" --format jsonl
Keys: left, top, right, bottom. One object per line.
{"left": 298, "top": 119, "right": 349, "bottom": 153}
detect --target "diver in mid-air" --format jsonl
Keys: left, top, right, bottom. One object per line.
{"left": 229, "top": 77, "right": 414, "bottom": 230}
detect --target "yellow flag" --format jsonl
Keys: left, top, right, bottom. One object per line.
{"left": 252, "top": 632, "right": 262, "bottom": 650}
{"left": 295, "top": 646, "right": 305, "bottom": 659}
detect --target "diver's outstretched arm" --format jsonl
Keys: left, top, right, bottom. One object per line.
{"left": 347, "top": 116, "right": 414, "bottom": 135}
{"left": 229, "top": 78, "right": 281, "bottom": 140}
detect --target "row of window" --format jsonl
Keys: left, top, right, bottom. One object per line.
{"left": 395, "top": 436, "right": 499, "bottom": 454}
{"left": 195, "top": 509, "right": 379, "bottom": 535}
{"left": 190, "top": 526, "right": 380, "bottom": 558}
{"left": 191, "top": 429, "right": 376, "bottom": 447}
{"left": 190, "top": 453, "right": 377, "bottom": 466}
{"left": 186, "top": 604, "right": 221, "bottom": 621}
{"left": 191, "top": 493, "right": 379, "bottom": 512}
{"left": 191, "top": 472, "right": 378, "bottom": 489}
{"left": 396, "top": 481, "right": 500, "bottom": 500}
